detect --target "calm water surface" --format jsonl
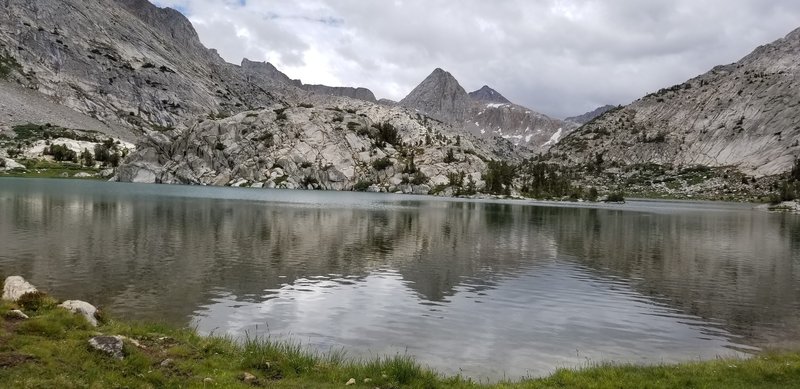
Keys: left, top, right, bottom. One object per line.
{"left": 1, "top": 178, "right": 799, "bottom": 380}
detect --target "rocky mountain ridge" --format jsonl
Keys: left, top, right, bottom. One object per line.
{"left": 551, "top": 27, "right": 800, "bottom": 177}
{"left": 565, "top": 105, "right": 617, "bottom": 125}
{"left": 399, "top": 69, "right": 576, "bottom": 152}
{"left": 241, "top": 59, "right": 377, "bottom": 102}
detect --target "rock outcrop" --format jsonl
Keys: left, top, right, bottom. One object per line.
{"left": 551, "top": 27, "right": 800, "bottom": 177}
{"left": 117, "top": 95, "right": 508, "bottom": 193}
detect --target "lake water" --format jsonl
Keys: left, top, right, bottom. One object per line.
{"left": 1, "top": 178, "right": 799, "bottom": 381}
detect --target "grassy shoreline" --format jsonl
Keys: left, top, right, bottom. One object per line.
{"left": 1, "top": 288, "right": 799, "bottom": 388}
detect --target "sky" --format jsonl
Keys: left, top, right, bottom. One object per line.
{"left": 152, "top": 0, "right": 800, "bottom": 119}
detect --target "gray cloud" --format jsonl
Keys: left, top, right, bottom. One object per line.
{"left": 154, "top": 0, "right": 800, "bottom": 118}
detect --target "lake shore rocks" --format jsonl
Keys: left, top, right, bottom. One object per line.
{"left": 59, "top": 300, "right": 100, "bottom": 327}
{"left": 2, "top": 276, "right": 38, "bottom": 301}
{"left": 88, "top": 336, "right": 124, "bottom": 360}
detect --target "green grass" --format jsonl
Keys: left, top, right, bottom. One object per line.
{"left": 1, "top": 282, "right": 799, "bottom": 388}
{"left": 0, "top": 159, "right": 104, "bottom": 180}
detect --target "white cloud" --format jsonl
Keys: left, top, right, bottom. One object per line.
{"left": 153, "top": 0, "right": 800, "bottom": 118}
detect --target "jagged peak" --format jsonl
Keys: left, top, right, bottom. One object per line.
{"left": 399, "top": 68, "right": 469, "bottom": 123}
{"left": 469, "top": 85, "right": 511, "bottom": 104}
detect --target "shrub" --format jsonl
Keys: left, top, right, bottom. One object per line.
{"left": 257, "top": 132, "right": 274, "bottom": 146}
{"left": 353, "top": 180, "right": 372, "bottom": 191}
{"left": 443, "top": 148, "right": 457, "bottom": 163}
{"left": 403, "top": 155, "right": 417, "bottom": 174}
{"left": 588, "top": 187, "right": 599, "bottom": 202}
{"left": 372, "top": 157, "right": 392, "bottom": 171}
{"left": 81, "top": 148, "right": 94, "bottom": 167}
{"left": 45, "top": 144, "right": 77, "bottom": 162}
{"left": 274, "top": 108, "right": 288, "bottom": 121}
{"left": 410, "top": 171, "right": 428, "bottom": 185}
{"left": 17, "top": 291, "right": 59, "bottom": 312}
{"left": 791, "top": 158, "right": 800, "bottom": 182}
{"left": 0, "top": 50, "right": 22, "bottom": 79}
{"left": 374, "top": 122, "right": 400, "bottom": 147}
{"left": 300, "top": 161, "right": 313, "bottom": 169}
{"left": 300, "top": 176, "right": 319, "bottom": 188}
{"left": 606, "top": 192, "right": 626, "bottom": 202}
{"left": 483, "top": 160, "right": 516, "bottom": 195}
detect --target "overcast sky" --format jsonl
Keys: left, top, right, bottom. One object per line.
{"left": 152, "top": 0, "right": 800, "bottom": 119}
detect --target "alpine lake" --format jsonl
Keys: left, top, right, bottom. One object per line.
{"left": 1, "top": 177, "right": 798, "bottom": 381}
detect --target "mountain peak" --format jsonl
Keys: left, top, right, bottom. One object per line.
{"left": 399, "top": 68, "right": 469, "bottom": 123}
{"left": 468, "top": 85, "right": 511, "bottom": 104}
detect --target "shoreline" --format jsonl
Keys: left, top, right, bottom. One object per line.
{"left": 0, "top": 175, "right": 785, "bottom": 211}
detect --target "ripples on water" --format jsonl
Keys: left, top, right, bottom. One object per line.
{"left": 0, "top": 178, "right": 799, "bottom": 380}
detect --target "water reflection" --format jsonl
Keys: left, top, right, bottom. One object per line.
{"left": 1, "top": 178, "right": 799, "bottom": 380}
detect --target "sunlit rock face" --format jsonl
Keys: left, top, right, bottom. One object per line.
{"left": 552, "top": 28, "right": 800, "bottom": 177}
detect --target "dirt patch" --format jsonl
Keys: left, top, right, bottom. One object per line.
{"left": 0, "top": 352, "right": 37, "bottom": 368}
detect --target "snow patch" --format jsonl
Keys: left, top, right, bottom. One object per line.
{"left": 486, "top": 103, "right": 507, "bottom": 108}
{"left": 542, "top": 128, "right": 563, "bottom": 147}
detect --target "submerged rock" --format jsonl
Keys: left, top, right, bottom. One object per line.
{"left": 59, "top": 300, "right": 99, "bottom": 326}
{"left": 88, "top": 336, "right": 124, "bottom": 360}
{"left": 2, "top": 276, "right": 38, "bottom": 301}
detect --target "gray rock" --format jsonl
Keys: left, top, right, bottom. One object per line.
{"left": 1, "top": 158, "right": 25, "bottom": 170}
{"left": 552, "top": 27, "right": 800, "bottom": 177}
{"left": 88, "top": 336, "right": 124, "bottom": 359}
{"left": 468, "top": 85, "right": 511, "bottom": 104}
{"left": 59, "top": 300, "right": 99, "bottom": 326}
{"left": 400, "top": 68, "right": 470, "bottom": 123}
{"left": 6, "top": 309, "right": 29, "bottom": 319}
{"left": 2, "top": 276, "right": 37, "bottom": 301}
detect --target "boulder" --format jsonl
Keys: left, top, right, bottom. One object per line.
{"left": 88, "top": 336, "right": 124, "bottom": 359}
{"left": 2, "top": 276, "right": 37, "bottom": 301}
{"left": 2, "top": 158, "right": 25, "bottom": 170}
{"left": 5, "top": 309, "right": 29, "bottom": 319}
{"left": 59, "top": 300, "right": 99, "bottom": 326}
